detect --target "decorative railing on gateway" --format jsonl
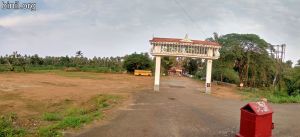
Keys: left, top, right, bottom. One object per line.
{"left": 150, "top": 37, "right": 221, "bottom": 59}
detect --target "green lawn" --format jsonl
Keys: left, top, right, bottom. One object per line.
{"left": 0, "top": 94, "right": 122, "bottom": 137}
{"left": 241, "top": 88, "right": 300, "bottom": 103}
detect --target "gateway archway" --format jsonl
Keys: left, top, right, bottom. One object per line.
{"left": 150, "top": 35, "right": 221, "bottom": 93}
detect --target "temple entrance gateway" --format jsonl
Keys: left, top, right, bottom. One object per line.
{"left": 150, "top": 35, "right": 221, "bottom": 93}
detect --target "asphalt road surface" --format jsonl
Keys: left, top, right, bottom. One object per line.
{"left": 72, "top": 77, "right": 300, "bottom": 137}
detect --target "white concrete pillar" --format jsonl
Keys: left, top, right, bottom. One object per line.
{"left": 154, "top": 56, "right": 161, "bottom": 91}
{"left": 205, "top": 59, "right": 212, "bottom": 93}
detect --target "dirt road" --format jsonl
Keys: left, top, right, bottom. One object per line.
{"left": 73, "top": 77, "right": 300, "bottom": 137}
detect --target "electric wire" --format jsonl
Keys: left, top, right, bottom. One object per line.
{"left": 172, "top": 0, "right": 209, "bottom": 38}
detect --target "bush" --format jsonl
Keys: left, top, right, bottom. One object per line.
{"left": 283, "top": 67, "right": 300, "bottom": 96}
{"left": 222, "top": 68, "right": 239, "bottom": 83}
{"left": 213, "top": 68, "right": 239, "bottom": 84}
{"left": 183, "top": 59, "right": 199, "bottom": 75}
{"left": 195, "top": 70, "right": 205, "bottom": 80}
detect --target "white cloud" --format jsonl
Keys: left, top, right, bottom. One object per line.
{"left": 0, "top": 13, "right": 65, "bottom": 27}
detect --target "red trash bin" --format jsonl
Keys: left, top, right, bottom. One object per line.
{"left": 236, "top": 101, "right": 274, "bottom": 137}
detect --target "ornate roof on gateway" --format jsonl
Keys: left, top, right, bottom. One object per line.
{"left": 150, "top": 37, "right": 220, "bottom": 47}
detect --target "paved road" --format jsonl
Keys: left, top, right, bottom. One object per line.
{"left": 72, "top": 77, "right": 300, "bottom": 137}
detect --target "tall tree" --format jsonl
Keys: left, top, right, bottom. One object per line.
{"left": 183, "top": 58, "right": 199, "bottom": 75}
{"left": 216, "top": 33, "right": 273, "bottom": 87}
{"left": 76, "top": 51, "right": 83, "bottom": 57}
{"left": 285, "top": 60, "right": 293, "bottom": 68}
{"left": 161, "top": 56, "right": 176, "bottom": 75}
{"left": 123, "top": 53, "right": 153, "bottom": 73}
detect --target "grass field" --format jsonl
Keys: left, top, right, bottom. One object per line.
{"left": 202, "top": 80, "right": 300, "bottom": 103}
{"left": 0, "top": 71, "right": 153, "bottom": 137}
{"left": 241, "top": 87, "right": 300, "bottom": 103}
{"left": 38, "top": 94, "right": 121, "bottom": 137}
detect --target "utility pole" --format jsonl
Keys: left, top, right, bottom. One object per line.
{"left": 271, "top": 44, "right": 286, "bottom": 90}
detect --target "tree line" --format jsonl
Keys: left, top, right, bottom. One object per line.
{"left": 1, "top": 33, "right": 299, "bottom": 96}
{"left": 0, "top": 51, "right": 154, "bottom": 74}
{"left": 0, "top": 51, "right": 124, "bottom": 72}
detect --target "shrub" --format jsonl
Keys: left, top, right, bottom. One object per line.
{"left": 195, "top": 70, "right": 205, "bottom": 80}
{"left": 213, "top": 68, "right": 239, "bottom": 84}
{"left": 283, "top": 67, "right": 300, "bottom": 96}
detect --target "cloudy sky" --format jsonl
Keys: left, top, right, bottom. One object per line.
{"left": 0, "top": 0, "right": 299, "bottom": 64}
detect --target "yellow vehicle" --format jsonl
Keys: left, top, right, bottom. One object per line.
{"left": 134, "top": 70, "right": 152, "bottom": 76}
